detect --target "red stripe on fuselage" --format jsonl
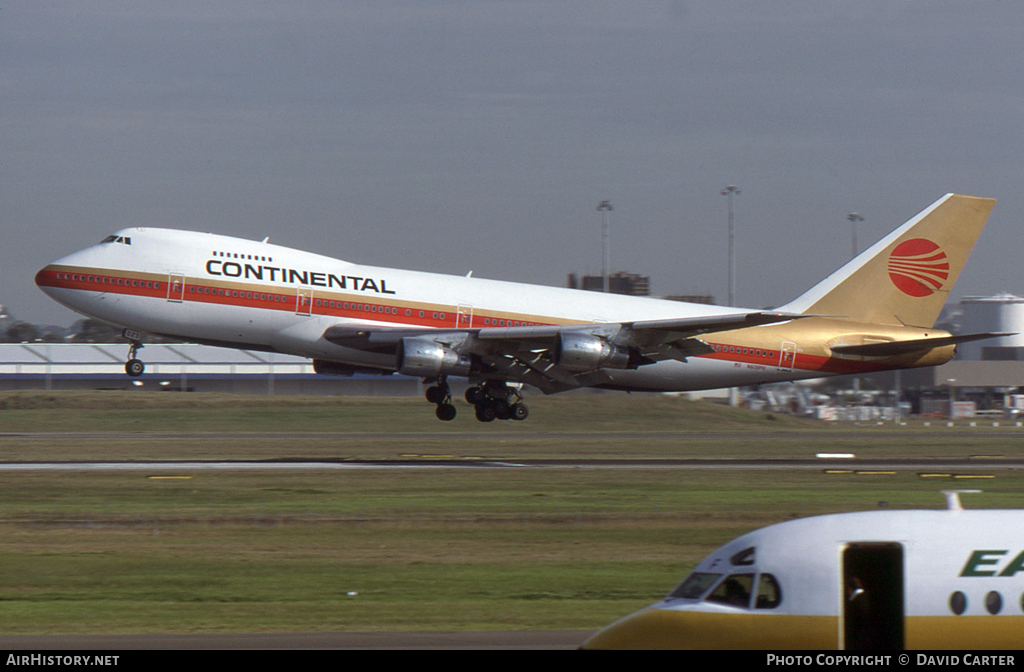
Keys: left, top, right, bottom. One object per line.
{"left": 36, "top": 266, "right": 894, "bottom": 377}
{"left": 35, "top": 266, "right": 557, "bottom": 331}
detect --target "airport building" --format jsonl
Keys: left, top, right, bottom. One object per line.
{"left": 0, "top": 343, "right": 420, "bottom": 396}
{"left": 841, "top": 294, "right": 1024, "bottom": 417}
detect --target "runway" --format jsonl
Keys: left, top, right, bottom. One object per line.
{"left": 0, "top": 630, "right": 594, "bottom": 650}
{"left": 1, "top": 429, "right": 1021, "bottom": 441}
{"left": 0, "top": 456, "right": 1021, "bottom": 471}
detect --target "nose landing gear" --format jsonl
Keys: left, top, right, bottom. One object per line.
{"left": 123, "top": 331, "right": 145, "bottom": 377}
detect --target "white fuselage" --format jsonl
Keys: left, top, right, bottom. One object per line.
{"left": 36, "top": 227, "right": 825, "bottom": 391}
{"left": 584, "top": 508, "right": 1024, "bottom": 649}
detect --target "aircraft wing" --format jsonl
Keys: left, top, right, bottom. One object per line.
{"left": 321, "top": 311, "right": 805, "bottom": 393}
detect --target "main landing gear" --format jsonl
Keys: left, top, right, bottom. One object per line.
{"left": 465, "top": 382, "right": 529, "bottom": 423}
{"left": 423, "top": 379, "right": 530, "bottom": 422}
{"left": 124, "top": 332, "right": 145, "bottom": 377}
{"left": 425, "top": 379, "right": 457, "bottom": 421}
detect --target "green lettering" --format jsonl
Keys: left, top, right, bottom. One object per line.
{"left": 998, "top": 550, "right": 1024, "bottom": 577}
{"left": 961, "top": 550, "right": 1007, "bottom": 577}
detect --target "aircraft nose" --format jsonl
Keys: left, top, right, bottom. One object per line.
{"left": 35, "top": 247, "right": 101, "bottom": 295}
{"left": 35, "top": 264, "right": 60, "bottom": 295}
{"left": 582, "top": 605, "right": 835, "bottom": 649}
{"left": 581, "top": 607, "right": 697, "bottom": 649}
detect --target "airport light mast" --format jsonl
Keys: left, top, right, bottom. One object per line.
{"left": 720, "top": 185, "right": 740, "bottom": 306}
{"left": 597, "top": 200, "right": 613, "bottom": 292}
{"left": 847, "top": 212, "right": 864, "bottom": 259}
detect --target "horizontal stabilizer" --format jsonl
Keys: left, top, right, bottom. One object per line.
{"left": 830, "top": 332, "right": 1013, "bottom": 357}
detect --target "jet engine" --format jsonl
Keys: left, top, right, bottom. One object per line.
{"left": 396, "top": 337, "right": 472, "bottom": 378}
{"left": 553, "top": 332, "right": 642, "bottom": 372}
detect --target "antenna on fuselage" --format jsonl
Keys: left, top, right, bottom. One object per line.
{"left": 942, "top": 489, "right": 982, "bottom": 511}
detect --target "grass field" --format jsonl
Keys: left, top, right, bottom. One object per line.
{"left": 0, "top": 390, "right": 1021, "bottom": 633}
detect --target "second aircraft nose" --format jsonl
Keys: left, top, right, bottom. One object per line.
{"left": 581, "top": 605, "right": 836, "bottom": 649}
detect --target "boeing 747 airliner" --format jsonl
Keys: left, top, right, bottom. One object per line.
{"left": 36, "top": 194, "right": 999, "bottom": 421}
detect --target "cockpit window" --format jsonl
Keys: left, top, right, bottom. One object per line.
{"left": 705, "top": 573, "right": 755, "bottom": 608}
{"left": 668, "top": 572, "right": 722, "bottom": 600}
{"left": 730, "top": 547, "right": 756, "bottom": 566}
{"left": 101, "top": 235, "right": 117, "bottom": 243}
{"left": 100, "top": 235, "right": 131, "bottom": 245}
{"left": 755, "top": 573, "right": 783, "bottom": 609}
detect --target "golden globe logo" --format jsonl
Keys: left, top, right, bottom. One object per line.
{"left": 887, "top": 238, "right": 949, "bottom": 297}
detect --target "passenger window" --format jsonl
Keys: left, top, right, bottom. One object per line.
{"left": 668, "top": 572, "right": 722, "bottom": 600}
{"left": 986, "top": 591, "right": 1003, "bottom": 615}
{"left": 755, "top": 573, "right": 782, "bottom": 609}
{"left": 705, "top": 573, "right": 754, "bottom": 608}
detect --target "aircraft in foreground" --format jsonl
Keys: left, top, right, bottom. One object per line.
{"left": 36, "top": 194, "right": 998, "bottom": 421}
{"left": 582, "top": 491, "right": 1024, "bottom": 650}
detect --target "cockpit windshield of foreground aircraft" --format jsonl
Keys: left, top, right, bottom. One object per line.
{"left": 669, "top": 563, "right": 783, "bottom": 611}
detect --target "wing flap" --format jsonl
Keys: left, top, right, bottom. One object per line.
{"left": 322, "top": 325, "right": 467, "bottom": 353}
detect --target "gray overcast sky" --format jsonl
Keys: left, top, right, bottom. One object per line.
{"left": 3, "top": 1, "right": 1023, "bottom": 326}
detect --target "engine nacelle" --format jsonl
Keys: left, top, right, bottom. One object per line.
{"left": 553, "top": 332, "right": 640, "bottom": 372}
{"left": 396, "top": 337, "right": 472, "bottom": 378}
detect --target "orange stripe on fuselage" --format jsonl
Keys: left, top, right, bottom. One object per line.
{"left": 36, "top": 265, "right": 908, "bottom": 378}
{"left": 35, "top": 266, "right": 565, "bottom": 331}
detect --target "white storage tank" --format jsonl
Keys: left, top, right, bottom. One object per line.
{"left": 957, "top": 294, "right": 1024, "bottom": 360}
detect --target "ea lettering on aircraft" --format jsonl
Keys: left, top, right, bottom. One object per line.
{"left": 205, "top": 259, "right": 395, "bottom": 294}
{"left": 960, "top": 549, "right": 1024, "bottom": 577}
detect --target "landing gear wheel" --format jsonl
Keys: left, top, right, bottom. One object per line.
{"left": 435, "top": 403, "right": 457, "bottom": 421}
{"left": 465, "top": 386, "right": 484, "bottom": 405}
{"left": 424, "top": 378, "right": 456, "bottom": 421}
{"left": 475, "top": 404, "right": 497, "bottom": 422}
{"left": 493, "top": 399, "right": 512, "bottom": 420}
{"left": 124, "top": 337, "right": 145, "bottom": 378}
{"left": 510, "top": 403, "right": 529, "bottom": 421}
{"left": 425, "top": 385, "right": 448, "bottom": 404}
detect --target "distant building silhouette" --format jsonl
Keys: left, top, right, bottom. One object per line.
{"left": 568, "top": 272, "right": 651, "bottom": 296}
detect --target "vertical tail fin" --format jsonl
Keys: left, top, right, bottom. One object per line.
{"left": 779, "top": 194, "right": 996, "bottom": 328}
